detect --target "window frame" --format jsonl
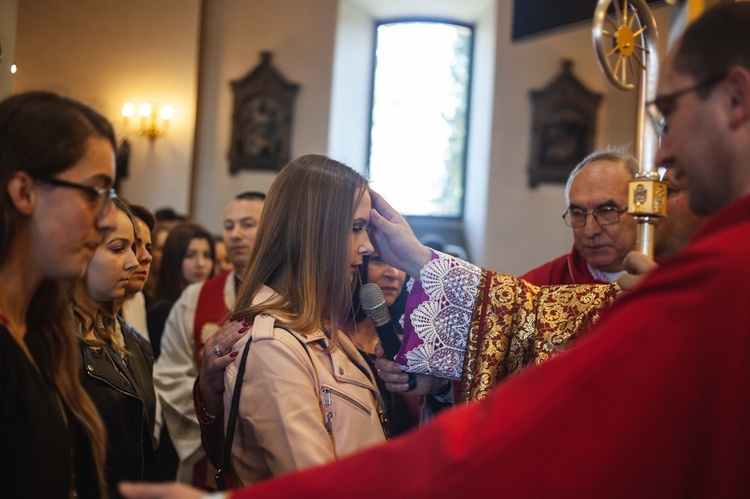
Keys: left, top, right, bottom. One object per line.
{"left": 365, "top": 17, "right": 475, "bottom": 220}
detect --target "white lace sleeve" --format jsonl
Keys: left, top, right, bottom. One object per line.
{"left": 398, "top": 251, "right": 481, "bottom": 380}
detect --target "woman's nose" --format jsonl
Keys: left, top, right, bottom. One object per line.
{"left": 359, "top": 234, "right": 374, "bottom": 256}
{"left": 125, "top": 251, "right": 138, "bottom": 271}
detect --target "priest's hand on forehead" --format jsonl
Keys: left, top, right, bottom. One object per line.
{"left": 368, "top": 190, "right": 432, "bottom": 280}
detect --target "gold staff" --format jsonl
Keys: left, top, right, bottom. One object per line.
{"left": 592, "top": 0, "right": 667, "bottom": 258}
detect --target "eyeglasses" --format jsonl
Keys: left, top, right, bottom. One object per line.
{"left": 33, "top": 176, "right": 117, "bottom": 219}
{"left": 562, "top": 206, "right": 628, "bottom": 228}
{"left": 646, "top": 73, "right": 726, "bottom": 136}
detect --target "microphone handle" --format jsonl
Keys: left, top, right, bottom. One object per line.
{"left": 372, "top": 319, "right": 417, "bottom": 391}
{"left": 376, "top": 320, "right": 403, "bottom": 360}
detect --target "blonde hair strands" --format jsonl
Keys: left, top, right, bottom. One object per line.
{"left": 233, "top": 155, "right": 368, "bottom": 350}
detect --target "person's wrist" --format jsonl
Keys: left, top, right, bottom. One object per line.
{"left": 199, "top": 398, "right": 218, "bottom": 420}
{"left": 405, "top": 246, "right": 433, "bottom": 280}
{"left": 198, "top": 377, "right": 222, "bottom": 415}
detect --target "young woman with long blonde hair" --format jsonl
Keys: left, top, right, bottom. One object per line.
{"left": 221, "top": 154, "right": 388, "bottom": 485}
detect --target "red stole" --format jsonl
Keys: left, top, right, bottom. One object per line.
{"left": 193, "top": 271, "right": 233, "bottom": 367}
{"left": 191, "top": 271, "right": 233, "bottom": 490}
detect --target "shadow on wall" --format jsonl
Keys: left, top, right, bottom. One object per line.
{"left": 405, "top": 216, "right": 470, "bottom": 262}
{"left": 417, "top": 232, "right": 469, "bottom": 262}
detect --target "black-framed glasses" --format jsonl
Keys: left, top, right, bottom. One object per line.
{"left": 562, "top": 206, "right": 627, "bottom": 228}
{"left": 33, "top": 176, "right": 117, "bottom": 219}
{"left": 646, "top": 73, "right": 726, "bottom": 136}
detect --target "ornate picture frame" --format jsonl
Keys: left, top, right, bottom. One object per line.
{"left": 228, "top": 52, "right": 299, "bottom": 173}
{"left": 527, "top": 60, "right": 602, "bottom": 187}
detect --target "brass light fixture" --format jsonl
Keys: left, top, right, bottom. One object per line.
{"left": 122, "top": 102, "right": 173, "bottom": 142}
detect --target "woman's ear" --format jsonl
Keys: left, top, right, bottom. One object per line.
{"left": 6, "top": 171, "right": 36, "bottom": 216}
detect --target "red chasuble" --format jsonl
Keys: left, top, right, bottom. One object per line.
{"left": 231, "top": 194, "right": 750, "bottom": 497}
{"left": 521, "top": 245, "right": 607, "bottom": 285}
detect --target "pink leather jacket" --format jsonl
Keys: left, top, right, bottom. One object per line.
{"left": 224, "top": 286, "right": 388, "bottom": 485}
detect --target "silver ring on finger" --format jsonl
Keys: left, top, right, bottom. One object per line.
{"left": 214, "top": 345, "right": 222, "bottom": 357}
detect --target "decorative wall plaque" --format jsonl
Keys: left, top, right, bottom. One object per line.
{"left": 228, "top": 52, "right": 299, "bottom": 173}
{"left": 527, "top": 60, "right": 602, "bottom": 187}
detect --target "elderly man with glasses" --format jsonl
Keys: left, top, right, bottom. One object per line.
{"left": 521, "top": 150, "right": 638, "bottom": 285}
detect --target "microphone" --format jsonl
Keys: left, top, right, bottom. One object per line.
{"left": 359, "top": 283, "right": 416, "bottom": 390}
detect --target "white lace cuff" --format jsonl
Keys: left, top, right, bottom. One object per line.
{"left": 396, "top": 251, "right": 481, "bottom": 380}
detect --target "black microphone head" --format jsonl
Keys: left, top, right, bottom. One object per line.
{"left": 359, "top": 283, "right": 390, "bottom": 327}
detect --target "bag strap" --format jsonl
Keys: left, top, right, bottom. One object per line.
{"left": 215, "top": 317, "right": 296, "bottom": 490}
{"left": 215, "top": 325, "right": 252, "bottom": 491}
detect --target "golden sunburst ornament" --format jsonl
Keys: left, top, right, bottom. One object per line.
{"left": 593, "top": 0, "right": 656, "bottom": 90}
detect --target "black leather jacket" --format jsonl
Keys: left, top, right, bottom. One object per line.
{"left": 80, "top": 318, "right": 157, "bottom": 497}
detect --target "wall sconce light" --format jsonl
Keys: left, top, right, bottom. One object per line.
{"left": 122, "top": 102, "right": 173, "bottom": 142}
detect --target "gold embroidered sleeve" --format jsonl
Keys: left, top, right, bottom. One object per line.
{"left": 459, "top": 271, "right": 619, "bottom": 402}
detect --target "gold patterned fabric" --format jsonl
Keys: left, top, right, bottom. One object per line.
{"left": 459, "top": 270, "right": 619, "bottom": 402}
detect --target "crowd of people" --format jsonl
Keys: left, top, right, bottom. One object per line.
{"left": 2, "top": 3, "right": 750, "bottom": 498}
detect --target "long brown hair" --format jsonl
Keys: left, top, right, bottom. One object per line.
{"left": 232, "top": 154, "right": 368, "bottom": 348}
{"left": 72, "top": 198, "right": 137, "bottom": 357}
{"left": 151, "top": 221, "right": 215, "bottom": 310}
{"left": 0, "top": 91, "right": 110, "bottom": 496}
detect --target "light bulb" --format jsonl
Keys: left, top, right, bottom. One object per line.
{"left": 160, "top": 105, "right": 174, "bottom": 120}
{"left": 122, "top": 102, "right": 134, "bottom": 118}
{"left": 139, "top": 103, "right": 152, "bottom": 117}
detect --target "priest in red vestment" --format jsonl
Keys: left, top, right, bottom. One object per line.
{"left": 119, "top": 4, "right": 750, "bottom": 497}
